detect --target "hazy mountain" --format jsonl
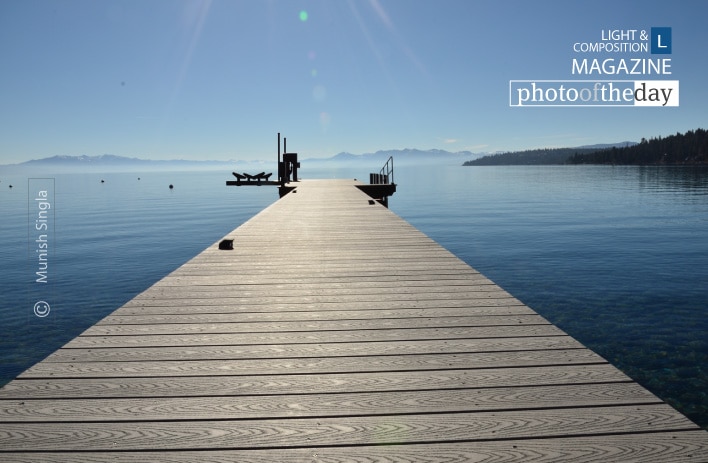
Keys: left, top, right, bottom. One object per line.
{"left": 2, "top": 154, "right": 242, "bottom": 173}
{"left": 576, "top": 142, "right": 637, "bottom": 150}
{"left": 307, "top": 148, "right": 486, "bottom": 167}
{"left": 20, "top": 154, "right": 145, "bottom": 166}
{"left": 1, "top": 142, "right": 644, "bottom": 172}
{"left": 2, "top": 149, "right": 488, "bottom": 173}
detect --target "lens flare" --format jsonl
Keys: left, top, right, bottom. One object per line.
{"left": 299, "top": 10, "right": 308, "bottom": 22}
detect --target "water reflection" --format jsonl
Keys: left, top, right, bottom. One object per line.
{"left": 637, "top": 165, "right": 708, "bottom": 195}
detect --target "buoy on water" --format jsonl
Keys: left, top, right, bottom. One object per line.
{"left": 169, "top": 184, "right": 174, "bottom": 189}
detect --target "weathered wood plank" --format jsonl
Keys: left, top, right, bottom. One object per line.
{"left": 0, "top": 405, "right": 698, "bottom": 452}
{"left": 117, "top": 297, "right": 527, "bottom": 313}
{"left": 166, "top": 266, "right": 480, "bottom": 278}
{"left": 0, "top": 383, "right": 659, "bottom": 422}
{"left": 44, "top": 336, "right": 584, "bottom": 363}
{"left": 20, "top": 349, "right": 603, "bottom": 379}
{"left": 62, "top": 324, "right": 564, "bottom": 349}
{"left": 132, "top": 284, "right": 509, "bottom": 298}
{"left": 97, "top": 306, "right": 537, "bottom": 326}
{"left": 4, "top": 432, "right": 708, "bottom": 463}
{"left": 0, "top": 364, "right": 632, "bottom": 399}
{"left": 118, "top": 290, "right": 518, "bottom": 307}
{"left": 151, "top": 271, "right": 487, "bottom": 284}
{"left": 82, "top": 314, "right": 549, "bottom": 336}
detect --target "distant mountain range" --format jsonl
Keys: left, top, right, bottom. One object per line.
{"left": 306, "top": 148, "right": 483, "bottom": 166}
{"left": 574, "top": 142, "right": 637, "bottom": 150}
{"left": 1, "top": 149, "right": 485, "bottom": 172}
{"left": 1, "top": 143, "right": 643, "bottom": 172}
{"left": 12, "top": 154, "right": 236, "bottom": 168}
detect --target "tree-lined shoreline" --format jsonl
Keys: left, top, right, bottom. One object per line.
{"left": 464, "top": 129, "right": 707, "bottom": 166}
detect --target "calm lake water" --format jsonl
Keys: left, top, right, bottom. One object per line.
{"left": 0, "top": 164, "right": 706, "bottom": 428}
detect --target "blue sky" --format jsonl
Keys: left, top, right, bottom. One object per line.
{"left": 1, "top": 0, "right": 706, "bottom": 163}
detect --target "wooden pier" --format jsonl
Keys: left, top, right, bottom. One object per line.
{"left": 1, "top": 179, "right": 706, "bottom": 462}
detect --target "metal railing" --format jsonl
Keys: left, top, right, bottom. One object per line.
{"left": 370, "top": 156, "right": 394, "bottom": 185}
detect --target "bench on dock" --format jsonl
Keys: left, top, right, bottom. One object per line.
{"left": 231, "top": 171, "right": 273, "bottom": 185}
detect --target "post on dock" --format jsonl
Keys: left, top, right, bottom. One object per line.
{"left": 277, "top": 132, "right": 281, "bottom": 185}
{"left": 283, "top": 152, "right": 299, "bottom": 183}
{"left": 277, "top": 136, "right": 300, "bottom": 185}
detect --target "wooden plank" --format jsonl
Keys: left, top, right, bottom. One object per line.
{"left": 0, "top": 364, "right": 632, "bottom": 399}
{"left": 131, "top": 283, "right": 509, "bottom": 297}
{"left": 81, "top": 314, "right": 551, "bottom": 336}
{"left": 117, "top": 297, "right": 527, "bottom": 313}
{"left": 19, "top": 349, "right": 604, "bottom": 379}
{"left": 62, "top": 324, "right": 566, "bottom": 348}
{"left": 166, "top": 266, "right": 481, "bottom": 277}
{"left": 3, "top": 432, "right": 707, "bottom": 463}
{"left": 43, "top": 336, "right": 585, "bottom": 363}
{"left": 0, "top": 405, "right": 698, "bottom": 452}
{"left": 0, "top": 383, "right": 660, "bottom": 422}
{"left": 156, "top": 270, "right": 486, "bottom": 281}
{"left": 96, "top": 306, "right": 537, "bottom": 326}
{"left": 116, "top": 290, "right": 519, "bottom": 307}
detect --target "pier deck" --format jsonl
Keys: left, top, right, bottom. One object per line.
{"left": 1, "top": 179, "right": 706, "bottom": 462}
